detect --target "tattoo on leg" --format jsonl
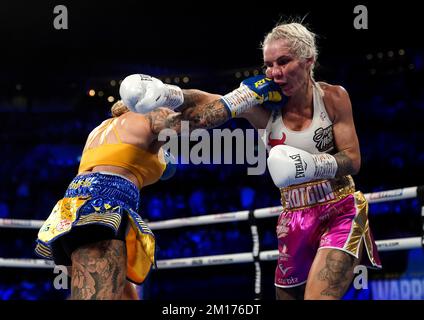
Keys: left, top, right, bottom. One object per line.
{"left": 71, "top": 240, "right": 126, "bottom": 300}
{"left": 317, "top": 250, "right": 354, "bottom": 298}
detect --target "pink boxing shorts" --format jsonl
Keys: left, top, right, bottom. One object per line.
{"left": 275, "top": 175, "right": 382, "bottom": 288}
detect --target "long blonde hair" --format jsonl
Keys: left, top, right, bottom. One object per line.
{"left": 111, "top": 100, "right": 130, "bottom": 117}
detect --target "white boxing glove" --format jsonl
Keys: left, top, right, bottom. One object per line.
{"left": 267, "top": 145, "right": 338, "bottom": 188}
{"left": 119, "top": 74, "right": 184, "bottom": 114}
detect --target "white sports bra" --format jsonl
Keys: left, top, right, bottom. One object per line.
{"left": 261, "top": 83, "right": 335, "bottom": 154}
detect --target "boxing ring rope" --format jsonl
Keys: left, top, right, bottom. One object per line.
{"left": 1, "top": 185, "right": 424, "bottom": 298}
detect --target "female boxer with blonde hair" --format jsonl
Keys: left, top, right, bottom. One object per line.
{"left": 120, "top": 21, "right": 382, "bottom": 300}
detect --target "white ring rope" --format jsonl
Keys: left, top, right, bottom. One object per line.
{"left": 0, "top": 186, "right": 421, "bottom": 230}
{"left": 0, "top": 185, "right": 422, "bottom": 270}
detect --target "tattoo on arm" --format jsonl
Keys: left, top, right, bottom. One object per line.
{"left": 145, "top": 108, "right": 179, "bottom": 135}
{"left": 180, "top": 90, "right": 204, "bottom": 110}
{"left": 334, "top": 151, "right": 356, "bottom": 177}
{"left": 178, "top": 89, "right": 231, "bottom": 129}
{"left": 147, "top": 101, "right": 230, "bottom": 134}
{"left": 179, "top": 99, "right": 230, "bottom": 130}
{"left": 145, "top": 91, "right": 230, "bottom": 135}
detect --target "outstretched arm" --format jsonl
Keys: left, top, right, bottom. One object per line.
{"left": 176, "top": 89, "right": 230, "bottom": 129}
{"left": 144, "top": 97, "right": 230, "bottom": 136}
{"left": 122, "top": 74, "right": 284, "bottom": 133}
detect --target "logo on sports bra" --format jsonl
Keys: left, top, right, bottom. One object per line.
{"left": 268, "top": 132, "right": 286, "bottom": 148}
{"left": 313, "top": 125, "right": 334, "bottom": 152}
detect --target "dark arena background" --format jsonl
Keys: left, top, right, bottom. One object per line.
{"left": 0, "top": 0, "right": 423, "bottom": 304}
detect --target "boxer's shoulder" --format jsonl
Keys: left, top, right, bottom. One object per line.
{"left": 317, "top": 82, "right": 351, "bottom": 120}
{"left": 317, "top": 82, "right": 349, "bottom": 100}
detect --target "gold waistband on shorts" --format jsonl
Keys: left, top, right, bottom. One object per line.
{"left": 280, "top": 175, "right": 356, "bottom": 210}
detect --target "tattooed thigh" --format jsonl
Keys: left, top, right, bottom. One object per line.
{"left": 317, "top": 249, "right": 356, "bottom": 298}
{"left": 70, "top": 239, "right": 127, "bottom": 300}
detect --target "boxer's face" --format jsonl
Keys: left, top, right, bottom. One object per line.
{"left": 263, "top": 39, "right": 312, "bottom": 96}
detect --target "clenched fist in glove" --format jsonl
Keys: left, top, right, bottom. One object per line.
{"left": 119, "top": 74, "right": 184, "bottom": 114}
